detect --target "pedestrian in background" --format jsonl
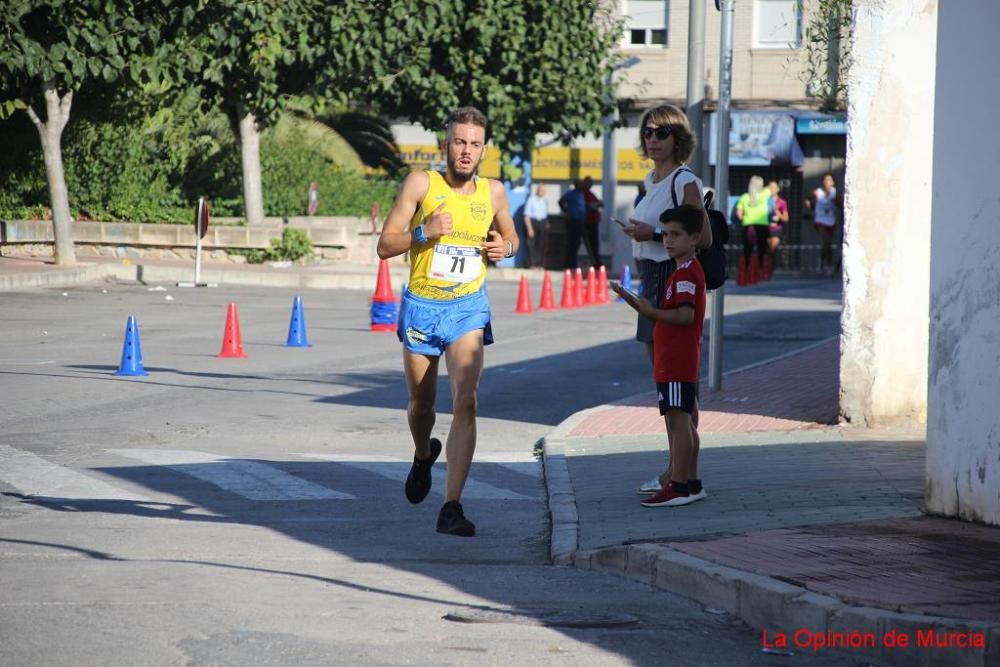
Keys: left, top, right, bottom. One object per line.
{"left": 805, "top": 172, "right": 838, "bottom": 276}
{"left": 765, "top": 179, "right": 788, "bottom": 279}
{"left": 582, "top": 175, "right": 603, "bottom": 268}
{"left": 735, "top": 175, "right": 770, "bottom": 279}
{"left": 558, "top": 179, "right": 587, "bottom": 269}
{"left": 523, "top": 183, "right": 549, "bottom": 269}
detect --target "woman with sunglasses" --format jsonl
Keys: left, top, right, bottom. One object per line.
{"left": 620, "top": 104, "right": 711, "bottom": 497}
{"left": 622, "top": 105, "right": 711, "bottom": 364}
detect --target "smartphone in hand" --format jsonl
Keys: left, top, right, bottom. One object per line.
{"left": 611, "top": 217, "right": 628, "bottom": 228}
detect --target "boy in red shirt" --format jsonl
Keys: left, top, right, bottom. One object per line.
{"left": 611, "top": 205, "right": 707, "bottom": 507}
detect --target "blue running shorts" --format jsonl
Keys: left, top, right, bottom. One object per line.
{"left": 397, "top": 288, "right": 494, "bottom": 356}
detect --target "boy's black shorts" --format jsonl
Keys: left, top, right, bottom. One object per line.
{"left": 657, "top": 381, "right": 698, "bottom": 415}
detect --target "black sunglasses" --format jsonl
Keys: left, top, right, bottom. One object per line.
{"left": 642, "top": 126, "right": 672, "bottom": 140}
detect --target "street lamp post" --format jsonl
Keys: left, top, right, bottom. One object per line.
{"left": 709, "top": 0, "right": 735, "bottom": 392}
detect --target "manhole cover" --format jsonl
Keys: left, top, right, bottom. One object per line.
{"left": 443, "top": 608, "right": 639, "bottom": 628}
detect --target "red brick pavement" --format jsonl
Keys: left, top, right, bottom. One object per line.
{"left": 568, "top": 338, "right": 838, "bottom": 437}
{"left": 670, "top": 516, "right": 1000, "bottom": 622}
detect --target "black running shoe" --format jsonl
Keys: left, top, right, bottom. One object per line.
{"left": 404, "top": 437, "right": 441, "bottom": 504}
{"left": 436, "top": 500, "right": 475, "bottom": 537}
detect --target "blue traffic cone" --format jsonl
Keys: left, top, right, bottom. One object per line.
{"left": 114, "top": 315, "right": 148, "bottom": 376}
{"left": 618, "top": 264, "right": 632, "bottom": 302}
{"left": 285, "top": 295, "right": 311, "bottom": 347}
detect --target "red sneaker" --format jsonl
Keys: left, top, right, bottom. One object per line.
{"left": 640, "top": 483, "right": 694, "bottom": 508}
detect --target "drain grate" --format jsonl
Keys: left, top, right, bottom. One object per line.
{"left": 443, "top": 608, "right": 639, "bottom": 629}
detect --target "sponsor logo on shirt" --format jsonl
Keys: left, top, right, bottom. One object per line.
{"left": 677, "top": 280, "right": 696, "bottom": 296}
{"left": 469, "top": 200, "right": 489, "bottom": 221}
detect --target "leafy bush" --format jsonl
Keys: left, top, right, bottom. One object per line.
{"left": 268, "top": 227, "right": 313, "bottom": 261}
{"left": 0, "top": 100, "right": 402, "bottom": 223}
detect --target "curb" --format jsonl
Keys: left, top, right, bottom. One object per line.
{"left": 570, "top": 542, "right": 999, "bottom": 666}
{"left": 0, "top": 262, "right": 113, "bottom": 290}
{"left": 539, "top": 345, "right": 997, "bottom": 666}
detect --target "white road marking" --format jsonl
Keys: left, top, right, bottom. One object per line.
{"left": 297, "top": 453, "right": 540, "bottom": 500}
{"left": 0, "top": 445, "right": 143, "bottom": 501}
{"left": 111, "top": 449, "right": 355, "bottom": 501}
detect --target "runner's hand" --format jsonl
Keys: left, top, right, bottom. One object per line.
{"left": 425, "top": 202, "right": 452, "bottom": 239}
{"left": 482, "top": 230, "right": 507, "bottom": 261}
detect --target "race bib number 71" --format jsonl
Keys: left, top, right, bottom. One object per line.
{"left": 430, "top": 244, "right": 482, "bottom": 283}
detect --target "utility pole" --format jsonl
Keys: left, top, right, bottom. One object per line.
{"left": 686, "top": 0, "right": 707, "bottom": 178}
{"left": 709, "top": 0, "right": 735, "bottom": 392}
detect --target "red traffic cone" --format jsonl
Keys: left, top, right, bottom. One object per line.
{"left": 538, "top": 272, "right": 556, "bottom": 310}
{"left": 737, "top": 256, "right": 747, "bottom": 286}
{"left": 748, "top": 256, "right": 759, "bottom": 285}
{"left": 515, "top": 275, "right": 533, "bottom": 314}
{"left": 560, "top": 269, "right": 574, "bottom": 308}
{"left": 218, "top": 302, "right": 247, "bottom": 358}
{"left": 373, "top": 258, "right": 395, "bottom": 302}
{"left": 574, "top": 268, "right": 585, "bottom": 307}
{"left": 584, "top": 267, "right": 597, "bottom": 305}
{"left": 597, "top": 265, "right": 610, "bottom": 304}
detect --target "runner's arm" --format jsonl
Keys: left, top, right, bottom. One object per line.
{"left": 483, "top": 180, "right": 519, "bottom": 261}
{"left": 377, "top": 172, "right": 430, "bottom": 259}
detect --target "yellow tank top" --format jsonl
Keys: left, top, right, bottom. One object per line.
{"left": 407, "top": 171, "right": 494, "bottom": 300}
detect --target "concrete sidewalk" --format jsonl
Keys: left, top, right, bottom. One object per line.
{"left": 0, "top": 254, "right": 542, "bottom": 291}
{"left": 543, "top": 339, "right": 1000, "bottom": 666}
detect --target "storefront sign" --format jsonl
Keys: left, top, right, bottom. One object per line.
{"left": 795, "top": 114, "right": 847, "bottom": 135}
{"left": 709, "top": 111, "right": 804, "bottom": 167}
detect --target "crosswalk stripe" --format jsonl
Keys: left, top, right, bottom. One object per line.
{"left": 112, "top": 449, "right": 355, "bottom": 501}
{"left": 297, "top": 453, "right": 540, "bottom": 500}
{"left": 0, "top": 445, "right": 142, "bottom": 501}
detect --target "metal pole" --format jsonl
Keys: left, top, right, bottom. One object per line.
{"left": 686, "top": 0, "right": 707, "bottom": 178}
{"left": 600, "top": 70, "right": 617, "bottom": 245}
{"left": 194, "top": 197, "right": 204, "bottom": 285}
{"left": 709, "top": 0, "right": 735, "bottom": 392}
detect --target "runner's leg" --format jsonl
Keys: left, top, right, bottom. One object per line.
{"left": 443, "top": 328, "right": 485, "bottom": 502}
{"left": 403, "top": 349, "right": 439, "bottom": 460}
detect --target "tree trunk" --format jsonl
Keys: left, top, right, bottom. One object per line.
{"left": 26, "top": 82, "right": 75, "bottom": 266}
{"left": 237, "top": 108, "right": 266, "bottom": 226}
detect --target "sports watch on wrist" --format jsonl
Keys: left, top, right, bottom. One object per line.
{"left": 413, "top": 224, "right": 428, "bottom": 243}
{"left": 504, "top": 240, "right": 514, "bottom": 258}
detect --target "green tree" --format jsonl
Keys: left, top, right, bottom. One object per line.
{"left": 0, "top": 0, "right": 173, "bottom": 264}
{"left": 331, "top": 0, "right": 624, "bottom": 154}
{"left": 171, "top": 0, "right": 327, "bottom": 226}
{"left": 802, "top": 0, "right": 853, "bottom": 111}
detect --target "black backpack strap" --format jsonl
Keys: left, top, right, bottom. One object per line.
{"left": 669, "top": 167, "right": 694, "bottom": 208}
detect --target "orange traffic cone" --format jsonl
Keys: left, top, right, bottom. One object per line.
{"left": 515, "top": 275, "right": 533, "bottom": 314}
{"left": 373, "top": 258, "right": 395, "bottom": 302}
{"left": 584, "top": 267, "right": 597, "bottom": 305}
{"left": 737, "top": 256, "right": 747, "bottom": 286}
{"left": 371, "top": 258, "right": 397, "bottom": 332}
{"left": 218, "top": 302, "right": 247, "bottom": 358}
{"left": 597, "top": 265, "right": 609, "bottom": 304}
{"left": 574, "top": 268, "right": 585, "bottom": 307}
{"left": 560, "top": 269, "right": 574, "bottom": 308}
{"left": 538, "top": 272, "right": 556, "bottom": 310}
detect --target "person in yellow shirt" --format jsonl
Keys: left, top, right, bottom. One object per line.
{"left": 377, "top": 107, "right": 518, "bottom": 537}
{"left": 735, "top": 175, "right": 771, "bottom": 278}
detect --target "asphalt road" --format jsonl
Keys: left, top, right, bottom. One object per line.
{"left": 0, "top": 277, "right": 846, "bottom": 666}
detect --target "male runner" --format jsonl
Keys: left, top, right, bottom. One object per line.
{"left": 377, "top": 107, "right": 517, "bottom": 537}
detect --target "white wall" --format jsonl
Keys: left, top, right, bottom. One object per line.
{"left": 925, "top": 0, "right": 1000, "bottom": 525}
{"left": 839, "top": 0, "right": 937, "bottom": 427}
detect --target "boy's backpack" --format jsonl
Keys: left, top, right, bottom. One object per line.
{"left": 670, "top": 168, "right": 729, "bottom": 291}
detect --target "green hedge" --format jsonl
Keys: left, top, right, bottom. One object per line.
{"left": 0, "top": 114, "right": 401, "bottom": 223}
